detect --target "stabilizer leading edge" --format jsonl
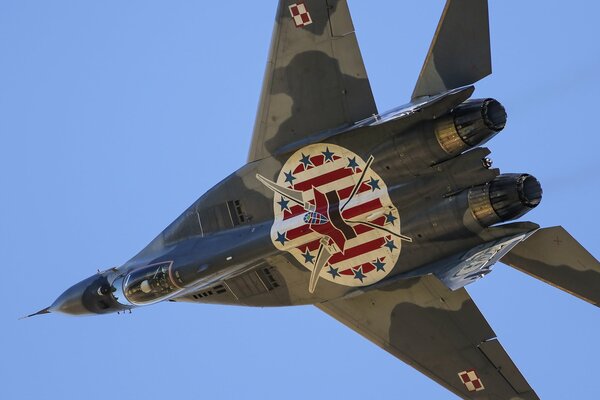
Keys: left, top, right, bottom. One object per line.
{"left": 501, "top": 226, "right": 600, "bottom": 306}
{"left": 412, "top": 0, "right": 492, "bottom": 100}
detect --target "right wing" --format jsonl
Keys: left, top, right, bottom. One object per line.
{"left": 317, "top": 275, "right": 538, "bottom": 399}
{"left": 412, "top": 0, "right": 492, "bottom": 99}
{"left": 502, "top": 226, "right": 600, "bottom": 306}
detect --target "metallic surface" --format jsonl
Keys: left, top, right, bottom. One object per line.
{"left": 49, "top": 273, "right": 130, "bottom": 315}
{"left": 435, "top": 114, "right": 467, "bottom": 155}
{"left": 435, "top": 98, "right": 506, "bottom": 156}
{"left": 468, "top": 174, "right": 543, "bottom": 227}
{"left": 468, "top": 184, "right": 498, "bottom": 226}
{"left": 248, "top": 0, "right": 377, "bottom": 162}
{"left": 502, "top": 226, "right": 600, "bottom": 306}
{"left": 317, "top": 275, "right": 538, "bottom": 400}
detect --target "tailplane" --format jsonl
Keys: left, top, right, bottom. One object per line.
{"left": 501, "top": 226, "right": 600, "bottom": 307}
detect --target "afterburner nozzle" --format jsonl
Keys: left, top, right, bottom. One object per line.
{"left": 435, "top": 98, "right": 507, "bottom": 156}
{"left": 468, "top": 173, "right": 542, "bottom": 226}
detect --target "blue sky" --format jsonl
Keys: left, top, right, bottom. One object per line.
{"left": 2, "top": 1, "right": 599, "bottom": 399}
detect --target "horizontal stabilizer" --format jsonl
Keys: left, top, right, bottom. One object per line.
{"left": 501, "top": 226, "right": 600, "bottom": 306}
{"left": 412, "top": 0, "right": 492, "bottom": 99}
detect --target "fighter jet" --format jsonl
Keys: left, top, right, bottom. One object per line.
{"left": 26, "top": 1, "right": 599, "bottom": 398}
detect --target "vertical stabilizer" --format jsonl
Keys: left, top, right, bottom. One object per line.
{"left": 412, "top": 0, "right": 492, "bottom": 99}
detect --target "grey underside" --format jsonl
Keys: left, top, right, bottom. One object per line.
{"left": 248, "top": 0, "right": 377, "bottom": 162}
{"left": 317, "top": 275, "right": 539, "bottom": 400}
{"left": 502, "top": 226, "right": 600, "bottom": 307}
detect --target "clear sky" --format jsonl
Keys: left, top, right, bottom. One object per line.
{"left": 2, "top": 1, "right": 599, "bottom": 399}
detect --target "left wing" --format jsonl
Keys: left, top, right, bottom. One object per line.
{"left": 316, "top": 275, "right": 539, "bottom": 399}
{"left": 248, "top": 0, "right": 377, "bottom": 162}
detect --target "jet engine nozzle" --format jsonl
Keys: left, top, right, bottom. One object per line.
{"left": 468, "top": 173, "right": 542, "bottom": 226}
{"left": 435, "top": 98, "right": 506, "bottom": 155}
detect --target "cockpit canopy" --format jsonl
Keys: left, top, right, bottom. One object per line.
{"left": 117, "top": 261, "right": 182, "bottom": 305}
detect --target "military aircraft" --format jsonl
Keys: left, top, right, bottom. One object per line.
{"left": 25, "top": 0, "right": 599, "bottom": 398}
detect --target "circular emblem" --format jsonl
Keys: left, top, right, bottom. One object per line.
{"left": 257, "top": 143, "right": 411, "bottom": 293}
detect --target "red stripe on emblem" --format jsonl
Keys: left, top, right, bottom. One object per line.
{"left": 285, "top": 224, "right": 313, "bottom": 240}
{"left": 293, "top": 167, "right": 356, "bottom": 192}
{"left": 296, "top": 238, "right": 322, "bottom": 253}
{"left": 328, "top": 236, "right": 386, "bottom": 264}
{"left": 293, "top": 164, "right": 307, "bottom": 174}
{"left": 336, "top": 181, "right": 368, "bottom": 200}
{"left": 362, "top": 263, "right": 375, "bottom": 273}
{"left": 352, "top": 224, "right": 374, "bottom": 235}
{"left": 283, "top": 204, "right": 307, "bottom": 220}
{"left": 341, "top": 198, "right": 383, "bottom": 219}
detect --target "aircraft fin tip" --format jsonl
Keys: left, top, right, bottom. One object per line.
{"left": 412, "top": 0, "right": 491, "bottom": 99}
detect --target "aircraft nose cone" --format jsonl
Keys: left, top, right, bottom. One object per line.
{"left": 50, "top": 277, "right": 95, "bottom": 315}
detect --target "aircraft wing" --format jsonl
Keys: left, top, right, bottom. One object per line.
{"left": 248, "top": 0, "right": 377, "bottom": 162}
{"left": 316, "top": 275, "right": 539, "bottom": 399}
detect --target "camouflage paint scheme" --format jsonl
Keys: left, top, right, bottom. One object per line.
{"left": 31, "top": 1, "right": 600, "bottom": 399}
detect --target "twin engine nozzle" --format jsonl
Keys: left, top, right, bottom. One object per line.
{"left": 468, "top": 174, "right": 543, "bottom": 226}
{"left": 434, "top": 99, "right": 542, "bottom": 225}
{"left": 435, "top": 98, "right": 507, "bottom": 156}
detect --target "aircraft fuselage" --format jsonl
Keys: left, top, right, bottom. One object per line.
{"left": 47, "top": 93, "right": 541, "bottom": 314}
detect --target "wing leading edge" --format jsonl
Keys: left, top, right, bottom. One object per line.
{"left": 248, "top": 0, "right": 377, "bottom": 162}
{"left": 316, "top": 275, "right": 539, "bottom": 400}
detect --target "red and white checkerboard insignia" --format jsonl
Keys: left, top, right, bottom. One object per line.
{"left": 458, "top": 369, "right": 485, "bottom": 392}
{"left": 289, "top": 2, "right": 313, "bottom": 28}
